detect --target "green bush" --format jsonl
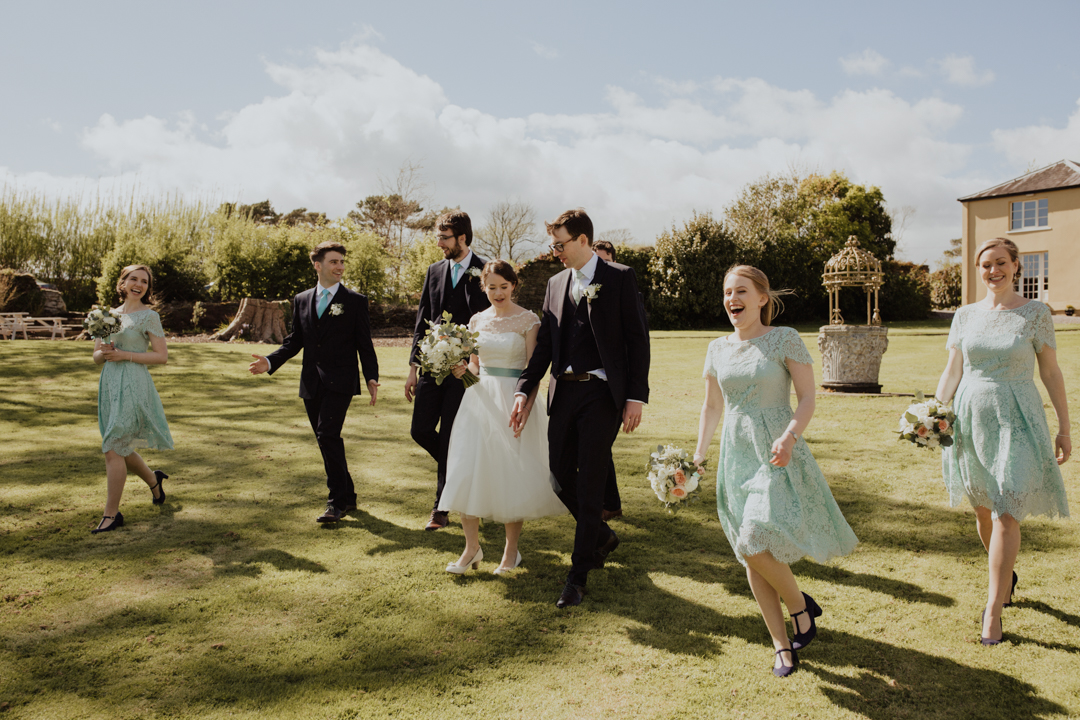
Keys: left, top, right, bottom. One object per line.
{"left": 402, "top": 235, "right": 445, "bottom": 302}
{"left": 0, "top": 269, "right": 44, "bottom": 314}
{"left": 931, "top": 263, "right": 962, "bottom": 309}
{"left": 338, "top": 222, "right": 391, "bottom": 302}
{"left": 613, "top": 245, "right": 655, "bottom": 310}
{"left": 97, "top": 232, "right": 208, "bottom": 306}
{"left": 207, "top": 215, "right": 315, "bottom": 301}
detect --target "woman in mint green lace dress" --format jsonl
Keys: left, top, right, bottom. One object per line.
{"left": 695, "top": 266, "right": 857, "bottom": 678}
{"left": 936, "top": 238, "right": 1071, "bottom": 645}
{"left": 91, "top": 264, "right": 173, "bottom": 534}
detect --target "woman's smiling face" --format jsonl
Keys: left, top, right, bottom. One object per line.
{"left": 724, "top": 272, "right": 767, "bottom": 327}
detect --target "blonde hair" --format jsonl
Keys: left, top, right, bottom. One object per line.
{"left": 724, "top": 265, "right": 794, "bottom": 325}
{"left": 974, "top": 238, "right": 1022, "bottom": 280}
{"left": 116, "top": 264, "right": 155, "bottom": 305}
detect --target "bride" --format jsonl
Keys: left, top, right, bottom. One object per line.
{"left": 438, "top": 260, "right": 566, "bottom": 574}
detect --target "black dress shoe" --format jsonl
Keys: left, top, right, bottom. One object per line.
{"left": 595, "top": 529, "right": 620, "bottom": 567}
{"left": 601, "top": 508, "right": 623, "bottom": 522}
{"left": 425, "top": 510, "right": 449, "bottom": 531}
{"left": 791, "top": 592, "right": 822, "bottom": 650}
{"left": 316, "top": 503, "right": 343, "bottom": 523}
{"left": 342, "top": 503, "right": 358, "bottom": 514}
{"left": 556, "top": 583, "right": 585, "bottom": 609}
{"left": 91, "top": 511, "right": 124, "bottom": 534}
{"left": 1003, "top": 571, "right": 1018, "bottom": 608}
{"left": 772, "top": 647, "right": 799, "bottom": 678}
{"left": 150, "top": 470, "right": 168, "bottom": 505}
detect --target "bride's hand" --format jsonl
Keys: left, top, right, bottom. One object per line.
{"left": 512, "top": 404, "right": 531, "bottom": 438}
{"left": 450, "top": 361, "right": 469, "bottom": 379}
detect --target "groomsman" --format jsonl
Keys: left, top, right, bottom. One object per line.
{"left": 512, "top": 209, "right": 650, "bottom": 608}
{"left": 593, "top": 239, "right": 626, "bottom": 522}
{"left": 405, "top": 211, "right": 490, "bottom": 530}
{"left": 249, "top": 241, "right": 380, "bottom": 523}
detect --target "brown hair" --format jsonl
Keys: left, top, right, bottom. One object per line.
{"left": 310, "top": 241, "right": 347, "bottom": 264}
{"left": 116, "top": 264, "right": 155, "bottom": 305}
{"left": 437, "top": 211, "right": 473, "bottom": 246}
{"left": 545, "top": 208, "right": 593, "bottom": 245}
{"left": 974, "top": 237, "right": 1022, "bottom": 280}
{"left": 593, "top": 239, "right": 617, "bottom": 261}
{"left": 480, "top": 259, "right": 518, "bottom": 286}
{"left": 724, "top": 265, "right": 794, "bottom": 325}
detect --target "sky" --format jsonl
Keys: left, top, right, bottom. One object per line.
{"left": 3, "top": 0, "right": 1079, "bottom": 264}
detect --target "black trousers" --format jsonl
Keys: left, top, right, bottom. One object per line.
{"left": 548, "top": 379, "right": 622, "bottom": 587}
{"left": 303, "top": 386, "right": 356, "bottom": 509}
{"left": 410, "top": 373, "right": 466, "bottom": 508}
{"left": 604, "top": 459, "right": 621, "bottom": 512}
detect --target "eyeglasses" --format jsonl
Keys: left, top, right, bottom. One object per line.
{"left": 436, "top": 233, "right": 456, "bottom": 242}
{"left": 548, "top": 241, "right": 567, "bottom": 253}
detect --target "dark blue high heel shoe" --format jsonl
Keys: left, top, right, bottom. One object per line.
{"left": 772, "top": 647, "right": 799, "bottom": 678}
{"left": 150, "top": 470, "right": 168, "bottom": 505}
{"left": 91, "top": 511, "right": 124, "bottom": 534}
{"left": 980, "top": 609, "right": 1003, "bottom": 645}
{"left": 791, "top": 592, "right": 822, "bottom": 650}
{"left": 1002, "top": 571, "right": 1018, "bottom": 608}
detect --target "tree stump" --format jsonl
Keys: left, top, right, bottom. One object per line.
{"left": 211, "top": 298, "right": 287, "bottom": 343}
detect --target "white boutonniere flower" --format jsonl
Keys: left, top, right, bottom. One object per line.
{"left": 583, "top": 283, "right": 601, "bottom": 303}
{"left": 328, "top": 303, "right": 344, "bottom": 316}
{"left": 466, "top": 267, "right": 483, "bottom": 280}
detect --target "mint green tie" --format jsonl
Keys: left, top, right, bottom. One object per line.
{"left": 317, "top": 288, "right": 330, "bottom": 318}
{"left": 572, "top": 270, "right": 586, "bottom": 305}
{"left": 452, "top": 263, "right": 462, "bottom": 288}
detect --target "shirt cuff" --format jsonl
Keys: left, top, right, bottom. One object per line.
{"left": 627, "top": 399, "right": 645, "bottom": 404}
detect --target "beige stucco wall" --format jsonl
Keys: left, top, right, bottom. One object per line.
{"left": 961, "top": 187, "right": 1080, "bottom": 310}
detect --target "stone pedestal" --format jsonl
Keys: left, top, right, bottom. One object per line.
{"left": 817, "top": 324, "right": 888, "bottom": 393}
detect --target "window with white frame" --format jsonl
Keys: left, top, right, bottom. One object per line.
{"left": 1019, "top": 252, "right": 1049, "bottom": 301}
{"left": 1010, "top": 198, "right": 1048, "bottom": 230}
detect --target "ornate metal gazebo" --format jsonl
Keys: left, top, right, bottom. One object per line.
{"left": 822, "top": 236, "right": 884, "bottom": 326}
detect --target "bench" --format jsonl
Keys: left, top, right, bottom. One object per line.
{"left": 1, "top": 314, "right": 70, "bottom": 340}
{"left": 0, "top": 312, "right": 29, "bottom": 340}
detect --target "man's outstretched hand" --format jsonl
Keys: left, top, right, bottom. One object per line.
{"left": 249, "top": 354, "right": 270, "bottom": 375}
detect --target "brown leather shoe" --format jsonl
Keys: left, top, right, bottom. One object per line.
{"left": 425, "top": 510, "right": 449, "bottom": 531}
{"left": 595, "top": 529, "right": 620, "bottom": 567}
{"left": 316, "top": 503, "right": 343, "bottom": 523}
{"left": 556, "top": 583, "right": 585, "bottom": 609}
{"left": 601, "top": 508, "right": 623, "bottom": 522}
{"left": 342, "top": 503, "right": 358, "bottom": 514}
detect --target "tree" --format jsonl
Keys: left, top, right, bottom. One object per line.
{"left": 474, "top": 200, "right": 540, "bottom": 262}
{"left": 597, "top": 228, "right": 636, "bottom": 246}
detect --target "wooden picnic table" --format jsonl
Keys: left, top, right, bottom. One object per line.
{"left": 1, "top": 314, "right": 71, "bottom": 340}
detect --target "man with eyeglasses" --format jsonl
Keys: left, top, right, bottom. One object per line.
{"left": 511, "top": 208, "right": 651, "bottom": 608}
{"left": 406, "top": 211, "right": 490, "bottom": 530}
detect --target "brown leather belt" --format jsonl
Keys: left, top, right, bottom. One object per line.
{"left": 557, "top": 372, "right": 593, "bottom": 382}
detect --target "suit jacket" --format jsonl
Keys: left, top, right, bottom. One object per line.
{"left": 266, "top": 284, "right": 379, "bottom": 399}
{"left": 517, "top": 258, "right": 650, "bottom": 414}
{"left": 409, "top": 253, "right": 491, "bottom": 365}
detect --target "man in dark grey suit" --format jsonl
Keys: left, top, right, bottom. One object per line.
{"left": 249, "top": 240, "right": 380, "bottom": 523}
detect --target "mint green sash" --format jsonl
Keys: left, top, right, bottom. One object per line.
{"left": 481, "top": 366, "right": 522, "bottom": 378}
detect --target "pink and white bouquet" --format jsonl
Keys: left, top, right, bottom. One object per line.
{"left": 647, "top": 444, "right": 705, "bottom": 512}
{"left": 418, "top": 310, "right": 481, "bottom": 387}
{"left": 83, "top": 305, "right": 122, "bottom": 341}
{"left": 897, "top": 391, "right": 956, "bottom": 449}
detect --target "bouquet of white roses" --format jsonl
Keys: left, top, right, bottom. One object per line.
{"left": 647, "top": 444, "right": 705, "bottom": 512}
{"left": 83, "top": 305, "right": 122, "bottom": 341}
{"left": 897, "top": 390, "right": 956, "bottom": 449}
{"left": 418, "top": 310, "right": 481, "bottom": 387}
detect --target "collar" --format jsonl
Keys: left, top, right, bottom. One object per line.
{"left": 575, "top": 253, "right": 600, "bottom": 284}
{"left": 452, "top": 250, "right": 474, "bottom": 269}
{"left": 316, "top": 281, "right": 341, "bottom": 296}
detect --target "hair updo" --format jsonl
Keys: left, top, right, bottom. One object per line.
{"left": 974, "top": 238, "right": 1022, "bottom": 280}
{"left": 480, "top": 259, "right": 518, "bottom": 286}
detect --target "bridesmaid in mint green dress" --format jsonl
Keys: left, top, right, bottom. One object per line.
{"left": 695, "top": 266, "right": 857, "bottom": 678}
{"left": 91, "top": 264, "right": 173, "bottom": 534}
{"left": 936, "top": 238, "right": 1071, "bottom": 645}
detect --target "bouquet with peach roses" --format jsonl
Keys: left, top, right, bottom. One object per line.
{"left": 897, "top": 391, "right": 956, "bottom": 450}
{"left": 647, "top": 444, "right": 704, "bottom": 512}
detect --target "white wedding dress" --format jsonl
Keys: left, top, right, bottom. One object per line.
{"left": 438, "top": 309, "right": 567, "bottom": 523}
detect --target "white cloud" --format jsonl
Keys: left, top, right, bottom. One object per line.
{"left": 531, "top": 41, "right": 559, "bottom": 60}
{"left": 937, "top": 55, "right": 995, "bottom": 86}
{"left": 991, "top": 98, "right": 1080, "bottom": 168}
{"left": 3, "top": 41, "right": 1010, "bottom": 264}
{"left": 41, "top": 118, "right": 62, "bottom": 133}
{"left": 840, "top": 49, "right": 890, "bottom": 76}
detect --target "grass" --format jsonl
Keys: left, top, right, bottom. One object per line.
{"left": 1, "top": 323, "right": 1079, "bottom": 720}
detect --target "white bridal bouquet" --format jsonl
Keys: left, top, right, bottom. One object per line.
{"left": 418, "top": 310, "right": 481, "bottom": 388}
{"left": 83, "top": 305, "right": 122, "bottom": 341}
{"left": 647, "top": 444, "right": 705, "bottom": 512}
{"left": 897, "top": 391, "right": 956, "bottom": 449}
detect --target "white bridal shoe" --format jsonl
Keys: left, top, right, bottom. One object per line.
{"left": 492, "top": 551, "right": 523, "bottom": 575}
{"left": 446, "top": 547, "right": 483, "bottom": 574}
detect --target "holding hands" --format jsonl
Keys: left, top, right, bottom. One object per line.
{"left": 510, "top": 395, "right": 531, "bottom": 438}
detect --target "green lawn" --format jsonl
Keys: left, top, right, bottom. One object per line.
{"left": 2, "top": 323, "right": 1079, "bottom": 720}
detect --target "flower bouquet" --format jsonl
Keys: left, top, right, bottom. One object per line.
{"left": 897, "top": 391, "right": 956, "bottom": 449}
{"left": 647, "top": 444, "right": 705, "bottom": 512}
{"left": 418, "top": 310, "right": 481, "bottom": 387}
{"left": 83, "top": 305, "right": 122, "bottom": 341}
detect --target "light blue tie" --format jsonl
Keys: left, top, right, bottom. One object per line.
{"left": 317, "top": 288, "right": 330, "bottom": 318}
{"left": 452, "top": 263, "right": 462, "bottom": 288}
{"left": 572, "top": 270, "right": 586, "bottom": 305}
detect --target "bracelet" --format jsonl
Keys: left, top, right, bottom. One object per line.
{"left": 784, "top": 429, "right": 799, "bottom": 441}
{"left": 1059, "top": 434, "right": 1071, "bottom": 438}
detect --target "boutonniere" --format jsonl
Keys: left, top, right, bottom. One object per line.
{"left": 583, "top": 284, "right": 601, "bottom": 303}
{"left": 465, "top": 267, "right": 483, "bottom": 280}
{"left": 328, "top": 303, "right": 344, "bottom": 316}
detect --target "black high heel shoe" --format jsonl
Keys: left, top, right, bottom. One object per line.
{"left": 791, "top": 592, "right": 822, "bottom": 650}
{"left": 91, "top": 511, "right": 124, "bottom": 534}
{"left": 149, "top": 470, "right": 168, "bottom": 505}
{"left": 772, "top": 647, "right": 799, "bottom": 678}
{"left": 980, "top": 609, "right": 1003, "bottom": 646}
{"left": 1002, "top": 571, "right": 1018, "bottom": 608}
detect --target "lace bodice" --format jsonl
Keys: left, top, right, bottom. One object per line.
{"left": 703, "top": 327, "right": 813, "bottom": 413}
{"left": 946, "top": 301, "right": 1055, "bottom": 383}
{"left": 469, "top": 309, "right": 540, "bottom": 370}
{"left": 107, "top": 309, "right": 166, "bottom": 351}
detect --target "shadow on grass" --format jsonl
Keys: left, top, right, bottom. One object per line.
{"left": 1013, "top": 599, "right": 1080, "bottom": 630}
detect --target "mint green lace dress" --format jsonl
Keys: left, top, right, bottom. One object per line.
{"left": 941, "top": 301, "right": 1068, "bottom": 520}
{"left": 703, "top": 327, "right": 858, "bottom": 566}
{"left": 98, "top": 309, "right": 174, "bottom": 456}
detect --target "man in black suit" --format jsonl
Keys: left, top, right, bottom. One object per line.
{"left": 405, "top": 211, "right": 490, "bottom": 530}
{"left": 511, "top": 209, "right": 650, "bottom": 608}
{"left": 249, "top": 240, "right": 380, "bottom": 523}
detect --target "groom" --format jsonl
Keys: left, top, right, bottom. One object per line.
{"left": 511, "top": 208, "right": 650, "bottom": 608}
{"left": 249, "top": 240, "right": 380, "bottom": 523}
{"left": 405, "top": 211, "right": 490, "bottom": 530}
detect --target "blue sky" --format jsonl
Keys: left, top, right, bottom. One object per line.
{"left": 3, "top": 0, "right": 1079, "bottom": 263}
